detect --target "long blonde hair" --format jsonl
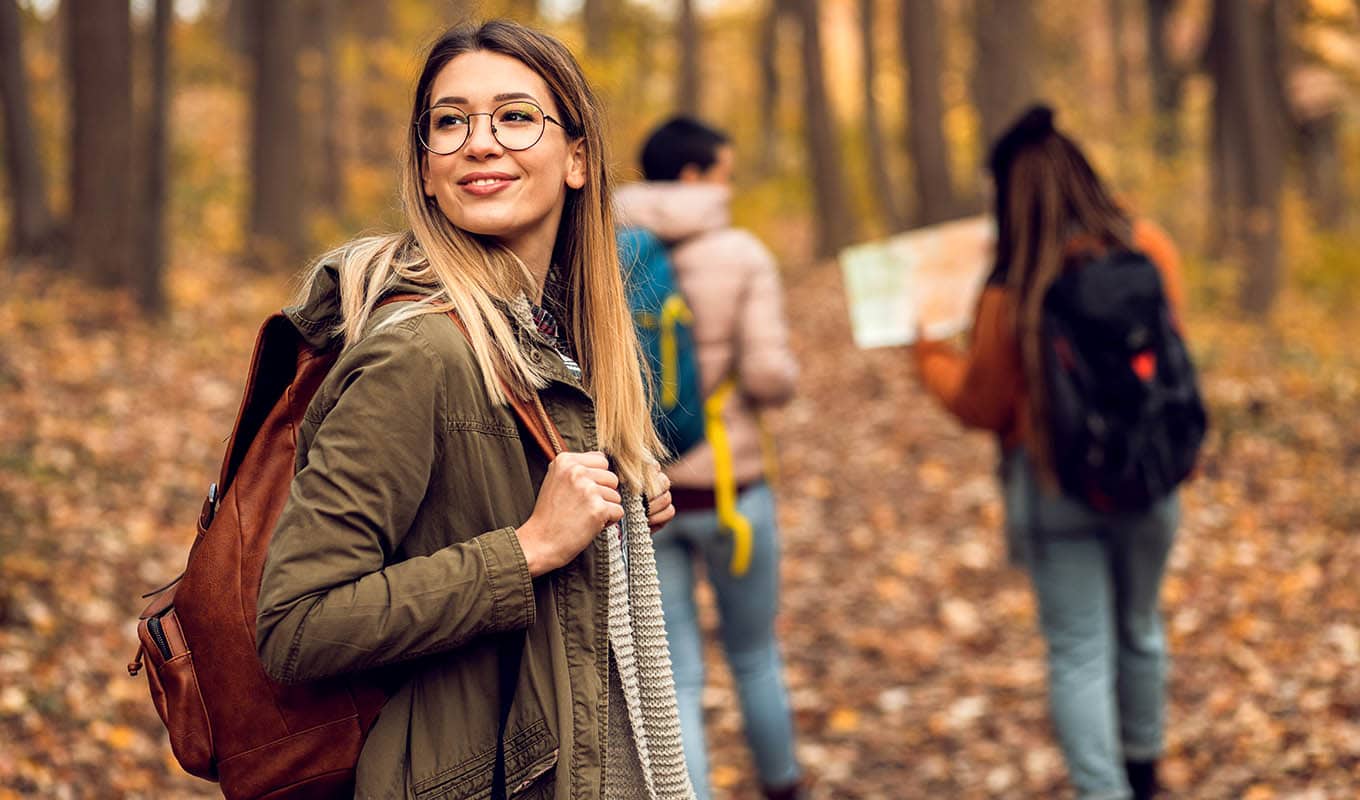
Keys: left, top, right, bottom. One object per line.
{"left": 295, "top": 20, "right": 660, "bottom": 488}
{"left": 990, "top": 107, "right": 1133, "bottom": 485}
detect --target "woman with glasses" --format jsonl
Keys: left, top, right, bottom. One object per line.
{"left": 255, "top": 20, "right": 695, "bottom": 800}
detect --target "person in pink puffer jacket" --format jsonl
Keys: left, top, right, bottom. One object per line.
{"left": 615, "top": 117, "right": 803, "bottom": 800}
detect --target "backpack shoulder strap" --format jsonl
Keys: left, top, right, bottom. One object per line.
{"left": 215, "top": 314, "right": 318, "bottom": 503}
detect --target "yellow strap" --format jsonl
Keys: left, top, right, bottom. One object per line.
{"left": 704, "top": 378, "right": 753, "bottom": 576}
{"left": 658, "top": 295, "right": 693, "bottom": 410}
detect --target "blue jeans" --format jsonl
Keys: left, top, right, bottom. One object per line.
{"left": 652, "top": 482, "right": 801, "bottom": 799}
{"left": 1004, "top": 450, "right": 1179, "bottom": 800}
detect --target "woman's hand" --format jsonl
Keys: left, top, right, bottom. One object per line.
{"left": 908, "top": 322, "right": 934, "bottom": 378}
{"left": 909, "top": 321, "right": 932, "bottom": 349}
{"left": 516, "top": 451, "right": 622, "bottom": 577}
{"left": 644, "top": 464, "right": 675, "bottom": 533}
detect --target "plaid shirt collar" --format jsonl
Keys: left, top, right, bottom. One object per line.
{"left": 528, "top": 301, "right": 565, "bottom": 349}
{"left": 525, "top": 298, "right": 582, "bottom": 381}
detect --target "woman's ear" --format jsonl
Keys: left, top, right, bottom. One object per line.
{"left": 566, "top": 139, "right": 587, "bottom": 190}
{"left": 421, "top": 153, "right": 435, "bottom": 197}
{"left": 677, "top": 163, "right": 703, "bottom": 184}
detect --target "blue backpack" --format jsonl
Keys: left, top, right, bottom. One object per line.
{"left": 618, "top": 227, "right": 705, "bottom": 460}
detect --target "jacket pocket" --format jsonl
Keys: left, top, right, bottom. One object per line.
{"left": 412, "top": 718, "right": 556, "bottom": 800}
{"left": 508, "top": 747, "right": 557, "bottom": 798}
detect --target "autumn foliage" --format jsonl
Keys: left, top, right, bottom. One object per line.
{"left": 5, "top": 0, "right": 1360, "bottom": 797}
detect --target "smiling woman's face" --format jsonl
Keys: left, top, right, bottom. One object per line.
{"left": 420, "top": 50, "right": 586, "bottom": 268}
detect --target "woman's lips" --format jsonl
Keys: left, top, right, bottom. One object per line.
{"left": 459, "top": 173, "right": 517, "bottom": 197}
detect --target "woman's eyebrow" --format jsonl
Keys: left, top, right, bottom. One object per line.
{"left": 430, "top": 92, "right": 540, "bottom": 106}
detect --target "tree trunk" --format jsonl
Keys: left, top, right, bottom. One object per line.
{"left": 67, "top": 0, "right": 135, "bottom": 287}
{"left": 676, "top": 0, "right": 700, "bottom": 114}
{"left": 136, "top": 0, "right": 171, "bottom": 313}
{"left": 1145, "top": 0, "right": 1184, "bottom": 156}
{"left": 1274, "top": 1, "right": 1345, "bottom": 228}
{"left": 758, "top": 0, "right": 786, "bottom": 175}
{"left": 1208, "top": 0, "right": 1287, "bottom": 316}
{"left": 1108, "top": 0, "right": 1131, "bottom": 114}
{"left": 224, "top": 0, "right": 250, "bottom": 54}
{"left": 303, "top": 0, "right": 344, "bottom": 221}
{"left": 900, "top": 0, "right": 956, "bottom": 226}
{"left": 857, "top": 0, "right": 905, "bottom": 231}
{"left": 794, "top": 0, "right": 856, "bottom": 257}
{"left": 1206, "top": 78, "right": 1240, "bottom": 257}
{"left": 971, "top": 0, "right": 1038, "bottom": 149}
{"left": 0, "top": 0, "right": 56, "bottom": 259}
{"left": 247, "top": 0, "right": 305, "bottom": 269}
{"left": 619, "top": 14, "right": 654, "bottom": 130}
{"left": 583, "top": 0, "right": 610, "bottom": 57}
{"left": 346, "top": 1, "right": 391, "bottom": 173}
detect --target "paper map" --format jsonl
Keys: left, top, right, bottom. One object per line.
{"left": 839, "top": 215, "right": 995, "bottom": 348}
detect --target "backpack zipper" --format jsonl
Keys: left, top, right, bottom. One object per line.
{"left": 147, "top": 615, "right": 174, "bottom": 661}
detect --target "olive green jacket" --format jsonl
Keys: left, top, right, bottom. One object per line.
{"left": 255, "top": 268, "right": 676, "bottom": 800}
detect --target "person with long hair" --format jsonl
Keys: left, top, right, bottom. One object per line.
{"left": 254, "top": 21, "right": 695, "bottom": 800}
{"left": 912, "top": 106, "right": 1186, "bottom": 800}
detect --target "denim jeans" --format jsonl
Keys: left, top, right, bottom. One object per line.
{"left": 652, "top": 482, "right": 801, "bottom": 799}
{"left": 1004, "top": 450, "right": 1179, "bottom": 800}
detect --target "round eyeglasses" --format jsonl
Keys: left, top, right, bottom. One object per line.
{"left": 416, "top": 100, "right": 568, "bottom": 155}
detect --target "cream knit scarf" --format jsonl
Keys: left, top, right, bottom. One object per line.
{"left": 505, "top": 296, "right": 694, "bottom": 799}
{"left": 601, "top": 491, "right": 696, "bottom": 800}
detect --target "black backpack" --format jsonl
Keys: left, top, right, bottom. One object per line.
{"left": 1041, "top": 248, "right": 1207, "bottom": 512}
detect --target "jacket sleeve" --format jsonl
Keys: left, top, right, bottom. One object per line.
{"left": 1133, "top": 218, "right": 1186, "bottom": 324}
{"left": 734, "top": 233, "right": 798, "bottom": 406}
{"left": 256, "top": 324, "right": 535, "bottom": 685}
{"left": 913, "top": 286, "right": 1023, "bottom": 433}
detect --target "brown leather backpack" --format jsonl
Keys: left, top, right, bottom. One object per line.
{"left": 129, "top": 305, "right": 559, "bottom": 799}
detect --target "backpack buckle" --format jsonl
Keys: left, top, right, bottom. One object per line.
{"left": 198, "top": 482, "right": 219, "bottom": 530}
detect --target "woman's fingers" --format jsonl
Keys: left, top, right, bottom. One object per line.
{"left": 583, "top": 467, "right": 619, "bottom": 489}
{"left": 647, "top": 490, "right": 671, "bottom": 513}
{"left": 555, "top": 450, "right": 610, "bottom": 471}
{"left": 647, "top": 502, "right": 676, "bottom": 532}
{"left": 600, "top": 495, "right": 625, "bottom": 523}
{"left": 645, "top": 474, "right": 675, "bottom": 531}
{"left": 647, "top": 470, "right": 670, "bottom": 503}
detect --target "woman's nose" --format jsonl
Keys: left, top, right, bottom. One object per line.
{"left": 463, "top": 117, "right": 502, "bottom": 158}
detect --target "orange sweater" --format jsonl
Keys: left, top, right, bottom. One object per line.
{"left": 913, "top": 219, "right": 1185, "bottom": 450}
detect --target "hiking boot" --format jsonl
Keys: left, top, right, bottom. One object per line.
{"left": 762, "top": 779, "right": 808, "bottom": 800}
{"left": 1125, "top": 759, "right": 1158, "bottom": 800}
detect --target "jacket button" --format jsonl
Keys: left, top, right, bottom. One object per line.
{"left": 529, "top": 349, "right": 544, "bottom": 364}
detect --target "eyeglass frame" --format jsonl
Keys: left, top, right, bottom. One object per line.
{"left": 415, "top": 99, "right": 575, "bottom": 156}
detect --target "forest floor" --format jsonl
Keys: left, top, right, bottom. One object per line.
{"left": 1, "top": 253, "right": 1358, "bottom": 799}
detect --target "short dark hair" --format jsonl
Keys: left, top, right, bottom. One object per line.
{"left": 639, "top": 116, "right": 730, "bottom": 181}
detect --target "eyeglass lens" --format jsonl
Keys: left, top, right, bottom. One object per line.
{"left": 419, "top": 101, "right": 547, "bottom": 155}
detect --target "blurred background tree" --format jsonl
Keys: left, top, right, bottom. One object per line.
{"left": 899, "top": 0, "right": 956, "bottom": 226}
{"left": 1, "top": 0, "right": 1358, "bottom": 316}
{"left": 0, "top": 0, "right": 56, "bottom": 260}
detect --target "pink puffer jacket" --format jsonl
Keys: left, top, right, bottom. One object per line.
{"left": 615, "top": 182, "right": 798, "bottom": 489}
